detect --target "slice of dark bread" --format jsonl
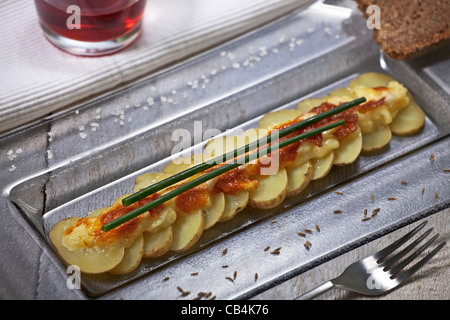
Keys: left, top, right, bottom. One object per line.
{"left": 354, "top": 0, "right": 450, "bottom": 59}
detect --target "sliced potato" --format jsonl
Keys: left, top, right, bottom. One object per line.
{"left": 203, "top": 192, "right": 225, "bottom": 229}
{"left": 162, "top": 155, "right": 203, "bottom": 176}
{"left": 311, "top": 152, "right": 334, "bottom": 180}
{"left": 133, "top": 172, "right": 172, "bottom": 193}
{"left": 87, "top": 207, "right": 109, "bottom": 218}
{"left": 333, "top": 126, "right": 363, "bottom": 166}
{"left": 285, "top": 160, "right": 313, "bottom": 197}
{"left": 49, "top": 217, "right": 125, "bottom": 274}
{"left": 112, "top": 194, "right": 131, "bottom": 206}
{"left": 132, "top": 172, "right": 178, "bottom": 233}
{"left": 142, "top": 226, "right": 173, "bottom": 258}
{"left": 204, "top": 134, "right": 246, "bottom": 158}
{"left": 258, "top": 109, "right": 303, "bottom": 130}
{"left": 361, "top": 125, "right": 392, "bottom": 152}
{"left": 349, "top": 72, "right": 394, "bottom": 88}
{"left": 220, "top": 190, "right": 249, "bottom": 222}
{"left": 248, "top": 168, "right": 288, "bottom": 209}
{"left": 144, "top": 205, "right": 177, "bottom": 234}
{"left": 296, "top": 97, "right": 328, "bottom": 113}
{"left": 390, "top": 92, "right": 425, "bottom": 136}
{"left": 350, "top": 72, "right": 421, "bottom": 135}
{"left": 296, "top": 87, "right": 355, "bottom": 114}
{"left": 171, "top": 209, "right": 204, "bottom": 253}
{"left": 209, "top": 128, "right": 269, "bottom": 160}
{"left": 327, "top": 87, "right": 355, "bottom": 100}
{"left": 109, "top": 235, "right": 144, "bottom": 275}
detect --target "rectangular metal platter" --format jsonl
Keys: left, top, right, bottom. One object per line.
{"left": 2, "top": 0, "right": 449, "bottom": 299}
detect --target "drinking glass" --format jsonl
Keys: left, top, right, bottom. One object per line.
{"left": 34, "top": 0, "right": 147, "bottom": 56}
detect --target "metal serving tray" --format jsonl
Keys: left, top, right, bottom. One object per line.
{"left": 1, "top": 0, "right": 449, "bottom": 299}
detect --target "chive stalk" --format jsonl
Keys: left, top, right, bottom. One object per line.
{"left": 102, "top": 119, "right": 346, "bottom": 232}
{"left": 121, "top": 97, "right": 366, "bottom": 207}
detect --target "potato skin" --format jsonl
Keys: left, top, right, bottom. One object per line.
{"left": 248, "top": 169, "right": 288, "bottom": 209}
{"left": 49, "top": 217, "right": 125, "bottom": 274}
{"left": 109, "top": 235, "right": 144, "bottom": 275}
{"left": 143, "top": 226, "right": 173, "bottom": 258}
{"left": 171, "top": 209, "right": 205, "bottom": 253}
{"left": 49, "top": 73, "right": 425, "bottom": 276}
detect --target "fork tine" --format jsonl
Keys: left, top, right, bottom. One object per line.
{"left": 394, "top": 241, "right": 446, "bottom": 285}
{"left": 388, "top": 234, "right": 439, "bottom": 278}
{"left": 381, "top": 228, "right": 434, "bottom": 271}
{"left": 374, "top": 221, "right": 427, "bottom": 261}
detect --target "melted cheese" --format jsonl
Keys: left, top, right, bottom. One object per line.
{"left": 60, "top": 81, "right": 411, "bottom": 253}
{"left": 352, "top": 81, "right": 409, "bottom": 134}
{"left": 63, "top": 203, "right": 152, "bottom": 251}
{"left": 293, "top": 135, "right": 340, "bottom": 166}
{"left": 324, "top": 81, "right": 409, "bottom": 134}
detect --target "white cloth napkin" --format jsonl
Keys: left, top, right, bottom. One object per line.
{"left": 0, "top": 0, "right": 309, "bottom": 134}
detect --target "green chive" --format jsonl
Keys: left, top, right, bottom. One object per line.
{"left": 121, "top": 97, "right": 366, "bottom": 207}
{"left": 102, "top": 119, "right": 346, "bottom": 232}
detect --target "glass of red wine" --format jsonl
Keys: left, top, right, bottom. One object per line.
{"left": 34, "top": 0, "right": 147, "bottom": 56}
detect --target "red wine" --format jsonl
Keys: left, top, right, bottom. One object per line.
{"left": 34, "top": 0, "right": 147, "bottom": 42}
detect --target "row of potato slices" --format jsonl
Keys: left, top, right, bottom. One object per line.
{"left": 49, "top": 73, "right": 426, "bottom": 275}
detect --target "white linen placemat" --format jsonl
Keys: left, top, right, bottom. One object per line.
{"left": 0, "top": 0, "right": 309, "bottom": 134}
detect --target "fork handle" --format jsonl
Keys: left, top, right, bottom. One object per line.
{"left": 295, "top": 281, "right": 335, "bottom": 300}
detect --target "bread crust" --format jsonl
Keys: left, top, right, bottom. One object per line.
{"left": 354, "top": 0, "right": 450, "bottom": 59}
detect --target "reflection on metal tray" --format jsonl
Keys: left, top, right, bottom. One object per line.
{"left": 3, "top": 1, "right": 450, "bottom": 299}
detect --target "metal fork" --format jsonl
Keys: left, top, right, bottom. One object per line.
{"left": 296, "top": 221, "right": 446, "bottom": 300}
